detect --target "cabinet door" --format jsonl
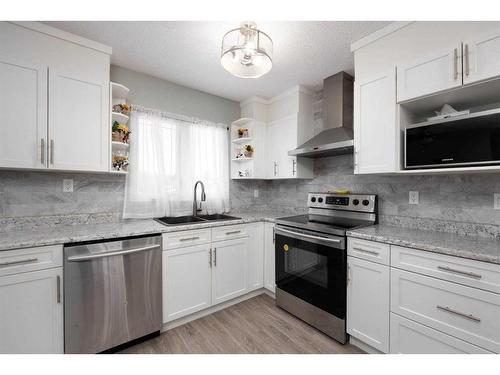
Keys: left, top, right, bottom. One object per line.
{"left": 246, "top": 223, "right": 264, "bottom": 291}
{"left": 463, "top": 32, "right": 500, "bottom": 85}
{"left": 267, "top": 115, "right": 299, "bottom": 179}
{"left": 212, "top": 237, "right": 248, "bottom": 305}
{"left": 396, "top": 46, "right": 462, "bottom": 102}
{"left": 264, "top": 222, "right": 276, "bottom": 293}
{"left": 347, "top": 256, "right": 389, "bottom": 353}
{"left": 354, "top": 69, "right": 398, "bottom": 174}
{"left": 0, "top": 268, "right": 63, "bottom": 353}
{"left": 267, "top": 119, "right": 281, "bottom": 178}
{"left": 48, "top": 68, "right": 109, "bottom": 172}
{"left": 163, "top": 245, "right": 212, "bottom": 323}
{"left": 0, "top": 57, "right": 48, "bottom": 169}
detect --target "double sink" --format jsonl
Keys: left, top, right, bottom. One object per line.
{"left": 155, "top": 213, "right": 241, "bottom": 226}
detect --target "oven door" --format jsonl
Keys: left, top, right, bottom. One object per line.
{"left": 274, "top": 225, "right": 346, "bottom": 319}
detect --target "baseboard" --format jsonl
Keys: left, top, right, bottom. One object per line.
{"left": 262, "top": 288, "right": 275, "bottom": 299}
{"left": 162, "top": 288, "right": 271, "bottom": 332}
{"left": 349, "top": 336, "right": 384, "bottom": 354}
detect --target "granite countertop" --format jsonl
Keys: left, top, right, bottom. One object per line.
{"left": 0, "top": 210, "right": 284, "bottom": 252}
{"left": 347, "top": 224, "right": 500, "bottom": 265}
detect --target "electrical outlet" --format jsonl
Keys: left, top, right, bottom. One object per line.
{"left": 63, "top": 179, "right": 74, "bottom": 193}
{"left": 409, "top": 191, "right": 419, "bottom": 205}
{"left": 254, "top": 189, "right": 259, "bottom": 198}
{"left": 495, "top": 193, "right": 500, "bottom": 210}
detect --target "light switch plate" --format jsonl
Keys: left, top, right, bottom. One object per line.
{"left": 254, "top": 189, "right": 259, "bottom": 198}
{"left": 494, "top": 194, "right": 500, "bottom": 210}
{"left": 409, "top": 191, "right": 419, "bottom": 205}
{"left": 63, "top": 179, "right": 74, "bottom": 193}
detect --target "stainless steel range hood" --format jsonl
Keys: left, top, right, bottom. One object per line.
{"left": 289, "top": 71, "right": 354, "bottom": 158}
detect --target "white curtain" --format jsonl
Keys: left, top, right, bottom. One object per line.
{"left": 123, "top": 106, "right": 229, "bottom": 219}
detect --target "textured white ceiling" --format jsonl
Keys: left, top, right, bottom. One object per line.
{"left": 44, "top": 21, "right": 390, "bottom": 101}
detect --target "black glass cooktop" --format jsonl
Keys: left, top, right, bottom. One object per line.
{"left": 276, "top": 214, "right": 373, "bottom": 236}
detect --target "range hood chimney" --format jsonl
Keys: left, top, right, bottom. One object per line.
{"left": 289, "top": 71, "right": 354, "bottom": 158}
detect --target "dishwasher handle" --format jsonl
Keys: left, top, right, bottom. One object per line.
{"left": 67, "top": 244, "right": 161, "bottom": 262}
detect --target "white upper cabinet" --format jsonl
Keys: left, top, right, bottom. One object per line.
{"left": 0, "top": 22, "right": 111, "bottom": 172}
{"left": 0, "top": 57, "right": 47, "bottom": 169}
{"left": 463, "top": 31, "right": 500, "bottom": 85}
{"left": 354, "top": 69, "right": 398, "bottom": 174}
{"left": 48, "top": 68, "right": 109, "bottom": 171}
{"left": 397, "top": 45, "right": 462, "bottom": 102}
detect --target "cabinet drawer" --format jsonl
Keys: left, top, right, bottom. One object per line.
{"left": 212, "top": 224, "right": 248, "bottom": 242}
{"left": 391, "top": 268, "right": 500, "bottom": 353}
{"left": 0, "top": 245, "right": 62, "bottom": 276}
{"left": 390, "top": 313, "right": 491, "bottom": 354}
{"left": 392, "top": 245, "right": 500, "bottom": 294}
{"left": 347, "top": 238, "right": 390, "bottom": 265}
{"left": 162, "top": 229, "right": 211, "bottom": 250}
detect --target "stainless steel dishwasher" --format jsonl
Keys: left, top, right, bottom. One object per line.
{"left": 64, "top": 235, "right": 162, "bottom": 353}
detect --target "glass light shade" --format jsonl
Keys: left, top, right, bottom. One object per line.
{"left": 221, "top": 22, "right": 273, "bottom": 78}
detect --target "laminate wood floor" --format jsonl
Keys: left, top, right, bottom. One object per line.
{"left": 119, "top": 294, "right": 364, "bottom": 354}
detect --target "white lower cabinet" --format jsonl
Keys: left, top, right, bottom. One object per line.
{"left": 264, "top": 222, "right": 275, "bottom": 293}
{"left": 347, "top": 254, "right": 390, "bottom": 353}
{"left": 162, "top": 222, "right": 264, "bottom": 324}
{"left": 246, "top": 222, "right": 264, "bottom": 291}
{"left": 390, "top": 313, "right": 491, "bottom": 354}
{"left": 212, "top": 237, "right": 249, "bottom": 305}
{"left": 0, "top": 267, "right": 63, "bottom": 353}
{"left": 162, "top": 244, "right": 212, "bottom": 323}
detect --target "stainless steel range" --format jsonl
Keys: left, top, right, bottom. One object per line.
{"left": 275, "top": 192, "right": 377, "bottom": 344}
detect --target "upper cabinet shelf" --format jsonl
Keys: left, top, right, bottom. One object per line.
{"left": 231, "top": 137, "right": 253, "bottom": 144}
{"left": 111, "top": 82, "right": 130, "bottom": 100}
{"left": 112, "top": 111, "right": 129, "bottom": 124}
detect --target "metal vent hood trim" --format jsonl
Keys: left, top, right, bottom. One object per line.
{"left": 289, "top": 71, "right": 354, "bottom": 158}
{"left": 288, "top": 127, "right": 354, "bottom": 158}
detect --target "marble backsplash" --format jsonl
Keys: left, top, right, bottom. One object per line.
{"left": 230, "top": 154, "right": 500, "bottom": 238}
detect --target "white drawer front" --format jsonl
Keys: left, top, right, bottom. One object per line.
{"left": 390, "top": 313, "right": 491, "bottom": 354}
{"left": 391, "top": 268, "right": 500, "bottom": 353}
{"left": 0, "top": 245, "right": 62, "bottom": 276}
{"left": 212, "top": 224, "right": 248, "bottom": 242}
{"left": 347, "top": 238, "right": 390, "bottom": 265}
{"left": 162, "top": 229, "right": 211, "bottom": 250}
{"left": 392, "top": 245, "right": 500, "bottom": 294}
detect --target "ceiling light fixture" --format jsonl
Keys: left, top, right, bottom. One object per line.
{"left": 221, "top": 21, "right": 273, "bottom": 79}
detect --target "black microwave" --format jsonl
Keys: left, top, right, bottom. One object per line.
{"left": 405, "top": 109, "right": 500, "bottom": 169}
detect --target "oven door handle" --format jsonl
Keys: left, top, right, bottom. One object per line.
{"left": 275, "top": 227, "right": 342, "bottom": 244}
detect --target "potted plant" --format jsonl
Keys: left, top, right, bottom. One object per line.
{"left": 243, "top": 144, "right": 254, "bottom": 158}
{"left": 112, "top": 121, "right": 131, "bottom": 143}
{"left": 237, "top": 127, "right": 249, "bottom": 138}
{"left": 112, "top": 103, "right": 131, "bottom": 115}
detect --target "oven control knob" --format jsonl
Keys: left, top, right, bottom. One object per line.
{"left": 318, "top": 197, "right": 323, "bottom": 203}
{"left": 311, "top": 197, "right": 316, "bottom": 202}
{"left": 352, "top": 199, "right": 360, "bottom": 205}
{"left": 362, "top": 199, "right": 370, "bottom": 206}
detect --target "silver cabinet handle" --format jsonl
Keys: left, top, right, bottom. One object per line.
{"left": 437, "top": 265, "right": 482, "bottom": 279}
{"left": 67, "top": 244, "right": 160, "bottom": 262}
{"left": 40, "top": 138, "right": 45, "bottom": 165}
{"left": 347, "top": 264, "right": 351, "bottom": 286}
{"left": 179, "top": 236, "right": 200, "bottom": 242}
{"left": 209, "top": 249, "right": 212, "bottom": 268}
{"left": 50, "top": 139, "right": 54, "bottom": 165}
{"left": 273, "top": 161, "right": 277, "bottom": 176}
{"left": 226, "top": 230, "right": 241, "bottom": 235}
{"left": 275, "top": 227, "right": 342, "bottom": 244}
{"left": 464, "top": 44, "right": 470, "bottom": 77}
{"left": 56, "top": 275, "right": 61, "bottom": 304}
{"left": 213, "top": 248, "right": 217, "bottom": 267}
{"left": 453, "top": 47, "right": 459, "bottom": 80}
{"left": 437, "top": 305, "right": 481, "bottom": 322}
{"left": 292, "top": 159, "right": 296, "bottom": 176}
{"left": 352, "top": 247, "right": 379, "bottom": 256}
{"left": 0, "top": 257, "right": 38, "bottom": 268}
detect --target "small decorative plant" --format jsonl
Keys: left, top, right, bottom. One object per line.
{"left": 237, "top": 128, "right": 249, "bottom": 138}
{"left": 112, "top": 155, "right": 129, "bottom": 172}
{"left": 243, "top": 144, "right": 254, "bottom": 158}
{"left": 112, "top": 103, "right": 131, "bottom": 115}
{"left": 112, "top": 121, "right": 131, "bottom": 143}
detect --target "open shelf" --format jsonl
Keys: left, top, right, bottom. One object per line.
{"left": 231, "top": 137, "right": 253, "bottom": 144}
{"left": 112, "top": 112, "right": 129, "bottom": 124}
{"left": 231, "top": 157, "right": 254, "bottom": 162}
{"left": 231, "top": 118, "right": 254, "bottom": 127}
{"left": 110, "top": 169, "right": 128, "bottom": 174}
{"left": 112, "top": 141, "right": 130, "bottom": 149}
{"left": 111, "top": 82, "right": 130, "bottom": 99}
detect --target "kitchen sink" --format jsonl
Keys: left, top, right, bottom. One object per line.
{"left": 197, "top": 214, "right": 241, "bottom": 221}
{"left": 155, "top": 214, "right": 241, "bottom": 226}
